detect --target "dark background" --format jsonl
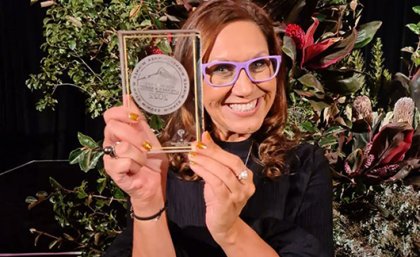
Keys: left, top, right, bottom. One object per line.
{"left": 0, "top": 0, "right": 418, "bottom": 253}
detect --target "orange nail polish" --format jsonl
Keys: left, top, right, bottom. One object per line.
{"left": 129, "top": 112, "right": 140, "bottom": 121}
{"left": 196, "top": 142, "right": 207, "bottom": 150}
{"left": 142, "top": 141, "right": 153, "bottom": 151}
{"left": 205, "top": 131, "right": 212, "bottom": 140}
{"left": 189, "top": 151, "right": 197, "bottom": 158}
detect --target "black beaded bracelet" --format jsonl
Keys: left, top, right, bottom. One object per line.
{"left": 130, "top": 202, "right": 167, "bottom": 221}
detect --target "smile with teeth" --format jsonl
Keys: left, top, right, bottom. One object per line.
{"left": 228, "top": 99, "right": 258, "bottom": 112}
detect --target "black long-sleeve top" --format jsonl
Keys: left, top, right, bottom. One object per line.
{"left": 103, "top": 139, "right": 333, "bottom": 257}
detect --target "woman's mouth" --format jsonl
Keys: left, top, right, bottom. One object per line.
{"left": 228, "top": 99, "right": 258, "bottom": 112}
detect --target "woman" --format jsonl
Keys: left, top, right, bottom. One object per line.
{"left": 102, "top": 0, "right": 333, "bottom": 256}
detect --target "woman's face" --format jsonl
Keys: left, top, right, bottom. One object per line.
{"left": 203, "top": 21, "right": 277, "bottom": 142}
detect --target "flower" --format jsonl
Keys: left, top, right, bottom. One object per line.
{"left": 344, "top": 122, "right": 415, "bottom": 181}
{"left": 300, "top": 17, "right": 356, "bottom": 70}
{"left": 370, "top": 123, "right": 414, "bottom": 165}
{"left": 392, "top": 97, "right": 415, "bottom": 126}
{"left": 353, "top": 95, "right": 373, "bottom": 122}
{"left": 285, "top": 24, "right": 305, "bottom": 49}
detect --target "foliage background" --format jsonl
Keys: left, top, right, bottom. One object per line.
{"left": 0, "top": 0, "right": 418, "bottom": 256}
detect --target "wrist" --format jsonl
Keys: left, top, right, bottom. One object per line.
{"left": 212, "top": 219, "right": 242, "bottom": 247}
{"left": 130, "top": 194, "right": 165, "bottom": 218}
{"left": 131, "top": 201, "right": 167, "bottom": 221}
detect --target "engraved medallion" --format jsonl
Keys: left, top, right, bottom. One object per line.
{"left": 130, "top": 54, "right": 190, "bottom": 115}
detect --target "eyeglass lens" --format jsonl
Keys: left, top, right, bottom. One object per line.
{"left": 204, "top": 57, "right": 279, "bottom": 86}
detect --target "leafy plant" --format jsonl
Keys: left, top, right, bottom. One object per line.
{"left": 26, "top": 0, "right": 420, "bottom": 256}
{"left": 26, "top": 132, "right": 127, "bottom": 256}
{"left": 26, "top": 0, "right": 181, "bottom": 118}
{"left": 26, "top": 0, "right": 185, "bottom": 255}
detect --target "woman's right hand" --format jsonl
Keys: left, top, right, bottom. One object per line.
{"left": 102, "top": 97, "right": 168, "bottom": 215}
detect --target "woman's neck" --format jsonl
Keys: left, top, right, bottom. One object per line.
{"left": 213, "top": 129, "right": 251, "bottom": 142}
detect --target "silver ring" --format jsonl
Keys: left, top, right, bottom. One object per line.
{"left": 103, "top": 142, "right": 120, "bottom": 158}
{"left": 237, "top": 170, "right": 249, "bottom": 182}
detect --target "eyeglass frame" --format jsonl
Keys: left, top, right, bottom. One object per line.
{"left": 201, "top": 55, "right": 282, "bottom": 87}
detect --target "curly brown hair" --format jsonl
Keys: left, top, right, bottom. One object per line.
{"left": 160, "top": 0, "right": 297, "bottom": 180}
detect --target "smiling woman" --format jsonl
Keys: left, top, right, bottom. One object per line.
{"left": 101, "top": 1, "right": 333, "bottom": 257}
{"left": 202, "top": 21, "right": 279, "bottom": 141}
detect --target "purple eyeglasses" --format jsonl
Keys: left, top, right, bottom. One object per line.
{"left": 201, "top": 55, "right": 281, "bottom": 87}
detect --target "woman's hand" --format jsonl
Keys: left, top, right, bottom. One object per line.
{"left": 102, "top": 96, "right": 168, "bottom": 215}
{"left": 188, "top": 131, "right": 256, "bottom": 245}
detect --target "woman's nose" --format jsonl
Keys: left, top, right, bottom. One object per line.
{"left": 231, "top": 69, "right": 254, "bottom": 96}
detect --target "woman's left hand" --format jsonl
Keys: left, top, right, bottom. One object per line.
{"left": 189, "top": 131, "right": 256, "bottom": 244}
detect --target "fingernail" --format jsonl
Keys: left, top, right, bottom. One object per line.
{"left": 188, "top": 151, "right": 197, "bottom": 159}
{"left": 196, "top": 142, "right": 207, "bottom": 150}
{"left": 129, "top": 112, "right": 140, "bottom": 121}
{"left": 205, "top": 131, "right": 212, "bottom": 141}
{"left": 142, "top": 141, "right": 153, "bottom": 151}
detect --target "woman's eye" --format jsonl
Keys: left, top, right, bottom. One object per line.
{"left": 250, "top": 59, "right": 269, "bottom": 71}
{"left": 207, "top": 64, "right": 234, "bottom": 74}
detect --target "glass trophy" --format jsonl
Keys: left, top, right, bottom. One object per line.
{"left": 118, "top": 30, "right": 204, "bottom": 153}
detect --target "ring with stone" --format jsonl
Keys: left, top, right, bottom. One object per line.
{"left": 237, "top": 170, "right": 249, "bottom": 182}
{"left": 103, "top": 142, "right": 120, "bottom": 158}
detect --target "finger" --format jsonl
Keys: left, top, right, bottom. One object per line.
{"left": 102, "top": 140, "right": 147, "bottom": 166}
{"left": 189, "top": 160, "right": 230, "bottom": 201}
{"left": 190, "top": 153, "right": 254, "bottom": 203}
{"left": 104, "top": 119, "right": 150, "bottom": 153}
{"left": 104, "top": 97, "right": 161, "bottom": 149}
{"left": 103, "top": 155, "right": 160, "bottom": 196}
{"left": 188, "top": 152, "right": 240, "bottom": 193}
{"left": 103, "top": 105, "right": 145, "bottom": 126}
{"left": 193, "top": 131, "right": 249, "bottom": 178}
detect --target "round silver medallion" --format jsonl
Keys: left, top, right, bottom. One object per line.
{"left": 130, "top": 54, "right": 190, "bottom": 115}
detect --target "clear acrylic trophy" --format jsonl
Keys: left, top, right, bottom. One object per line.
{"left": 118, "top": 30, "right": 204, "bottom": 153}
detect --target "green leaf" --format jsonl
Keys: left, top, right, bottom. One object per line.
{"left": 300, "top": 121, "right": 317, "bottom": 133}
{"left": 325, "top": 126, "right": 346, "bottom": 135}
{"left": 354, "top": 21, "right": 382, "bottom": 49}
{"left": 25, "top": 196, "right": 37, "bottom": 204}
{"left": 97, "top": 177, "right": 107, "bottom": 194}
{"left": 282, "top": 36, "right": 296, "bottom": 64}
{"left": 321, "top": 69, "right": 365, "bottom": 95}
{"left": 298, "top": 73, "right": 324, "bottom": 93}
{"left": 157, "top": 39, "right": 172, "bottom": 55}
{"left": 318, "top": 134, "right": 338, "bottom": 148}
{"left": 49, "top": 177, "right": 64, "bottom": 190}
{"left": 76, "top": 189, "right": 88, "bottom": 199}
{"left": 36, "top": 191, "right": 48, "bottom": 200}
{"left": 88, "top": 151, "right": 104, "bottom": 171}
{"left": 308, "top": 99, "right": 330, "bottom": 112}
{"left": 77, "top": 132, "right": 98, "bottom": 148}
{"left": 79, "top": 150, "right": 92, "bottom": 172}
{"left": 68, "top": 40, "right": 76, "bottom": 50}
{"left": 140, "top": 19, "right": 152, "bottom": 27}
{"left": 113, "top": 187, "right": 126, "bottom": 199}
{"left": 149, "top": 115, "right": 164, "bottom": 130}
{"left": 406, "top": 23, "right": 420, "bottom": 35}
{"left": 69, "top": 148, "right": 84, "bottom": 164}
{"left": 413, "top": 6, "right": 420, "bottom": 15}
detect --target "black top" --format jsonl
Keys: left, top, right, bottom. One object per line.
{"left": 103, "top": 140, "right": 333, "bottom": 257}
